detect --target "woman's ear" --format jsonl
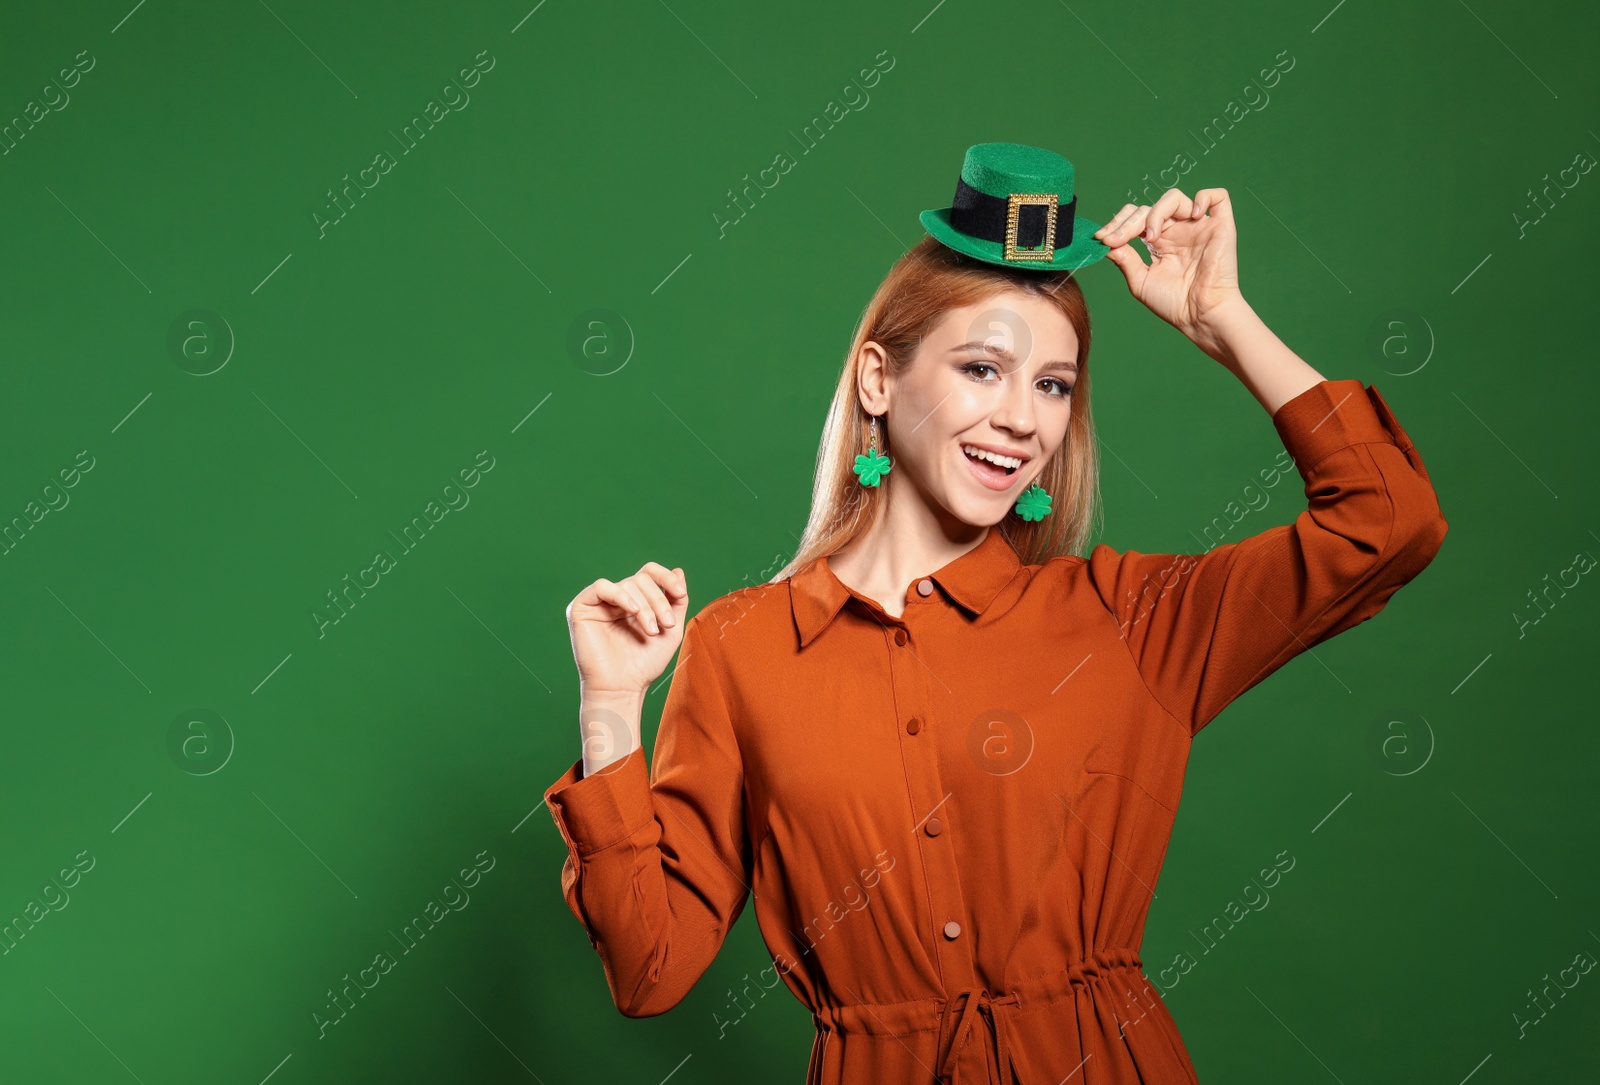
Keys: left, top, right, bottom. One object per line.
{"left": 857, "top": 340, "right": 891, "bottom": 415}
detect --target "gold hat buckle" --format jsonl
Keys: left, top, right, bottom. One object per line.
{"left": 1004, "top": 193, "right": 1059, "bottom": 261}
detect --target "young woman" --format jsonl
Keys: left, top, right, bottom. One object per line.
{"left": 544, "top": 144, "right": 1448, "bottom": 1084}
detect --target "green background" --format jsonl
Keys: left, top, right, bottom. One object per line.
{"left": 2, "top": 0, "right": 1595, "bottom": 1081}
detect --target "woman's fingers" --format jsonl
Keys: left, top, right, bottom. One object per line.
{"left": 1100, "top": 205, "right": 1146, "bottom": 243}
{"left": 1095, "top": 204, "right": 1150, "bottom": 246}
{"left": 1190, "top": 187, "right": 1234, "bottom": 229}
{"left": 1093, "top": 203, "right": 1140, "bottom": 241}
{"left": 1102, "top": 236, "right": 1150, "bottom": 288}
{"left": 577, "top": 578, "right": 628, "bottom": 624}
{"left": 638, "top": 561, "right": 687, "bottom": 607}
{"left": 630, "top": 569, "right": 679, "bottom": 632}
{"left": 1096, "top": 187, "right": 1226, "bottom": 247}
{"left": 586, "top": 577, "right": 655, "bottom": 635}
{"left": 573, "top": 564, "right": 687, "bottom": 640}
{"left": 584, "top": 578, "right": 629, "bottom": 617}
{"left": 1143, "top": 188, "right": 1194, "bottom": 244}
{"left": 613, "top": 580, "right": 659, "bottom": 634}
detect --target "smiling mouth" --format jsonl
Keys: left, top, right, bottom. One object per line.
{"left": 961, "top": 444, "right": 1022, "bottom": 474}
{"left": 960, "top": 443, "right": 1024, "bottom": 489}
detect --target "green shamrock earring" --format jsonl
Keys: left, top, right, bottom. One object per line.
{"left": 1014, "top": 480, "right": 1053, "bottom": 521}
{"left": 853, "top": 414, "right": 892, "bottom": 488}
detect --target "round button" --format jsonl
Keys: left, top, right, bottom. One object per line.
{"left": 906, "top": 717, "right": 921, "bottom": 735}
{"left": 894, "top": 630, "right": 907, "bottom": 646}
{"left": 925, "top": 817, "right": 943, "bottom": 837}
{"left": 917, "top": 578, "right": 934, "bottom": 596}
{"left": 943, "top": 921, "right": 961, "bottom": 940}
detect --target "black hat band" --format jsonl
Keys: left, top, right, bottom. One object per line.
{"left": 948, "top": 177, "right": 1077, "bottom": 250}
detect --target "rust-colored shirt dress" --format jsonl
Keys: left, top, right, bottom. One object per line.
{"left": 543, "top": 379, "right": 1448, "bottom": 1084}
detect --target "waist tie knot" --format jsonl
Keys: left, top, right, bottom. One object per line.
{"left": 937, "top": 986, "right": 1021, "bottom": 1085}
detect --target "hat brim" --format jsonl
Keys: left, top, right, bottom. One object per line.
{"left": 919, "top": 207, "right": 1110, "bottom": 273}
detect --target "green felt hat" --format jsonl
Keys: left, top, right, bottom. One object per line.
{"left": 919, "top": 142, "right": 1110, "bottom": 273}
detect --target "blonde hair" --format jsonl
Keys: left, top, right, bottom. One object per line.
{"left": 770, "top": 236, "right": 1104, "bottom": 583}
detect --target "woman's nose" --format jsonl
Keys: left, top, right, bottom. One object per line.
{"left": 996, "top": 383, "right": 1036, "bottom": 434}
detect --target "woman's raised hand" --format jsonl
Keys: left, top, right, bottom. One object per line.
{"left": 567, "top": 562, "right": 690, "bottom": 696}
{"left": 1093, "top": 187, "right": 1249, "bottom": 360}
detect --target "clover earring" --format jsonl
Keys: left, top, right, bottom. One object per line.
{"left": 1013, "top": 479, "right": 1053, "bottom": 521}
{"left": 853, "top": 414, "right": 892, "bottom": 488}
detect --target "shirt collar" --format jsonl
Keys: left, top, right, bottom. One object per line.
{"left": 789, "top": 527, "right": 1022, "bottom": 649}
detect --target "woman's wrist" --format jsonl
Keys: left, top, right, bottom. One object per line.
{"left": 579, "top": 686, "right": 645, "bottom": 775}
{"left": 1187, "top": 292, "right": 1259, "bottom": 364}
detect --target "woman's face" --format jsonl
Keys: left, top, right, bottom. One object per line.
{"left": 870, "top": 288, "right": 1080, "bottom": 528}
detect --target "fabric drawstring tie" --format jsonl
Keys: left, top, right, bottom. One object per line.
{"left": 937, "top": 986, "right": 1021, "bottom": 1085}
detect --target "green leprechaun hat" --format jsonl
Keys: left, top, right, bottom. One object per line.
{"left": 920, "top": 142, "right": 1110, "bottom": 272}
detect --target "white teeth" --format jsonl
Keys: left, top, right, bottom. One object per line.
{"left": 961, "top": 444, "right": 1022, "bottom": 470}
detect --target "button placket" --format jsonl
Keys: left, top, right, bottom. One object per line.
{"left": 887, "top": 620, "right": 976, "bottom": 992}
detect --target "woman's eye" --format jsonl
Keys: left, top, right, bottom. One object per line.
{"left": 961, "top": 362, "right": 1072, "bottom": 397}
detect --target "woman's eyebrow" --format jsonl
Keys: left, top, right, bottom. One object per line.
{"left": 948, "top": 341, "right": 1078, "bottom": 372}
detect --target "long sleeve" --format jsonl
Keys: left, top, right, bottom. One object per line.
{"left": 1085, "top": 378, "right": 1449, "bottom": 736}
{"left": 543, "top": 612, "right": 751, "bottom": 1017}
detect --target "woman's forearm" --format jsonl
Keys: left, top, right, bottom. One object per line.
{"left": 1194, "top": 295, "right": 1328, "bottom": 416}
{"left": 579, "top": 687, "right": 645, "bottom": 776}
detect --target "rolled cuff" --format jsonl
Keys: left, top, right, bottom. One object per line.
{"left": 1271, "top": 378, "right": 1402, "bottom": 474}
{"left": 544, "top": 745, "right": 655, "bottom": 857}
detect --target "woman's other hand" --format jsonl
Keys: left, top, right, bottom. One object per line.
{"left": 1093, "top": 187, "right": 1250, "bottom": 362}
{"left": 567, "top": 562, "right": 690, "bottom": 697}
